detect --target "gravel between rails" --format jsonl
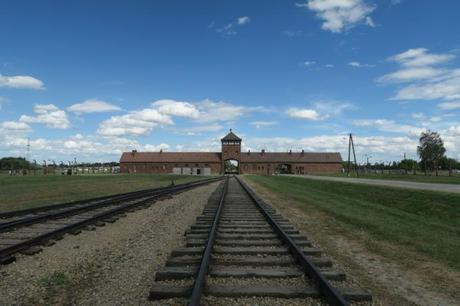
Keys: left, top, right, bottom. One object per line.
{"left": 0, "top": 181, "right": 220, "bottom": 306}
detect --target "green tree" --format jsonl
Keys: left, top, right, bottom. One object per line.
{"left": 0, "top": 157, "right": 32, "bottom": 170}
{"left": 439, "top": 156, "right": 460, "bottom": 175}
{"left": 400, "top": 158, "right": 419, "bottom": 174}
{"left": 417, "top": 131, "right": 446, "bottom": 176}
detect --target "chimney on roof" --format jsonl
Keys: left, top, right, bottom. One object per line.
{"left": 248, "top": 150, "right": 250, "bottom": 154}
{"left": 131, "top": 149, "right": 137, "bottom": 156}
{"left": 261, "top": 149, "right": 265, "bottom": 155}
{"left": 301, "top": 149, "right": 304, "bottom": 154}
{"left": 160, "top": 149, "right": 163, "bottom": 153}
{"left": 289, "top": 149, "right": 292, "bottom": 155}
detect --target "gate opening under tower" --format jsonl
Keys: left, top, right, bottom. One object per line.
{"left": 224, "top": 159, "right": 239, "bottom": 174}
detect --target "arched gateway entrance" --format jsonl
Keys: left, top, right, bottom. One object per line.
{"left": 224, "top": 159, "right": 239, "bottom": 174}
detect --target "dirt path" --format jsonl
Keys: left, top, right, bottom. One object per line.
{"left": 284, "top": 174, "right": 460, "bottom": 194}
{"left": 243, "top": 177, "right": 460, "bottom": 306}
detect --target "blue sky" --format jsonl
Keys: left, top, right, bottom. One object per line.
{"left": 1, "top": 0, "right": 460, "bottom": 163}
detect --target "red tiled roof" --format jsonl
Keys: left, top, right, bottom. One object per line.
{"left": 240, "top": 152, "right": 342, "bottom": 163}
{"left": 120, "top": 152, "right": 222, "bottom": 163}
{"left": 221, "top": 131, "right": 242, "bottom": 141}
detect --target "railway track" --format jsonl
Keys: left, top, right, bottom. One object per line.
{"left": 149, "top": 176, "right": 372, "bottom": 305}
{"left": 0, "top": 177, "right": 222, "bottom": 265}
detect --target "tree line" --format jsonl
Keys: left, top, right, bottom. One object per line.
{"left": 0, "top": 157, "right": 119, "bottom": 171}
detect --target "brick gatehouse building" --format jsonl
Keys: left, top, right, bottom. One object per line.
{"left": 120, "top": 130, "right": 343, "bottom": 175}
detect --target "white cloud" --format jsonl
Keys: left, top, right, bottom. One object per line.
{"left": 19, "top": 104, "right": 70, "bottom": 129}
{"left": 0, "top": 74, "right": 45, "bottom": 90}
{"left": 388, "top": 48, "right": 454, "bottom": 67}
{"left": 97, "top": 108, "right": 173, "bottom": 137}
{"left": 325, "top": 64, "right": 335, "bottom": 68}
{"left": 379, "top": 48, "right": 460, "bottom": 103}
{"left": 365, "top": 16, "right": 375, "bottom": 27}
{"left": 349, "top": 61, "right": 375, "bottom": 68}
{"left": 0, "top": 130, "right": 173, "bottom": 161}
{"left": 216, "top": 23, "right": 236, "bottom": 36}
{"left": 304, "top": 61, "right": 317, "bottom": 66}
{"left": 438, "top": 101, "right": 460, "bottom": 110}
{"left": 297, "top": 0, "right": 376, "bottom": 33}
{"left": 353, "top": 119, "right": 425, "bottom": 137}
{"left": 283, "top": 30, "right": 302, "bottom": 37}
{"left": 315, "top": 101, "right": 354, "bottom": 117}
{"left": 250, "top": 121, "right": 278, "bottom": 129}
{"left": 173, "top": 123, "right": 224, "bottom": 136}
{"left": 378, "top": 67, "right": 445, "bottom": 83}
{"left": 243, "top": 134, "right": 420, "bottom": 162}
{"left": 216, "top": 16, "right": 251, "bottom": 35}
{"left": 237, "top": 16, "right": 251, "bottom": 25}
{"left": 287, "top": 101, "right": 354, "bottom": 121}
{"left": 68, "top": 99, "right": 121, "bottom": 114}
{"left": 286, "top": 108, "right": 321, "bottom": 120}
{"left": 196, "top": 99, "right": 265, "bottom": 123}
{"left": 392, "top": 70, "right": 460, "bottom": 101}
{"left": 152, "top": 99, "right": 200, "bottom": 119}
{"left": 96, "top": 98, "right": 264, "bottom": 137}
{"left": 1, "top": 121, "right": 31, "bottom": 131}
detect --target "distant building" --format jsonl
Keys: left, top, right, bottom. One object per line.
{"left": 119, "top": 130, "right": 343, "bottom": 175}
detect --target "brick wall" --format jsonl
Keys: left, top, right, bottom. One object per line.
{"left": 120, "top": 162, "right": 222, "bottom": 174}
{"left": 120, "top": 161, "right": 342, "bottom": 175}
{"left": 240, "top": 162, "right": 342, "bottom": 175}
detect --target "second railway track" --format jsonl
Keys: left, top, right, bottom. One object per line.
{"left": 150, "top": 176, "right": 372, "bottom": 305}
{"left": 0, "top": 177, "right": 222, "bottom": 265}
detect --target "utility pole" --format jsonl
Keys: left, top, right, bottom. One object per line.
{"left": 347, "top": 133, "right": 359, "bottom": 177}
{"left": 26, "top": 137, "right": 30, "bottom": 161}
{"left": 347, "top": 135, "right": 352, "bottom": 176}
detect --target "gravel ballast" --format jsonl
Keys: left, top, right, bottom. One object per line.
{"left": 0, "top": 182, "right": 220, "bottom": 305}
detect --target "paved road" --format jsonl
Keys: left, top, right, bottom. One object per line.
{"left": 283, "top": 174, "right": 460, "bottom": 194}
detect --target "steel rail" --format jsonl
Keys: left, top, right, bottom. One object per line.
{"left": 187, "top": 176, "right": 229, "bottom": 306}
{"left": 235, "top": 176, "right": 349, "bottom": 306}
{"left": 0, "top": 177, "right": 224, "bottom": 261}
{"left": 0, "top": 177, "right": 222, "bottom": 232}
{"left": 0, "top": 177, "right": 220, "bottom": 219}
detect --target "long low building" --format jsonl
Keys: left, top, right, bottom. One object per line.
{"left": 120, "top": 130, "right": 343, "bottom": 175}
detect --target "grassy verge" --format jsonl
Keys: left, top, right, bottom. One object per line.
{"left": 246, "top": 175, "right": 460, "bottom": 269}
{"left": 313, "top": 172, "right": 460, "bottom": 184}
{"left": 0, "top": 174, "right": 209, "bottom": 212}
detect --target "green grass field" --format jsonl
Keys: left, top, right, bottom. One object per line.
{"left": 0, "top": 174, "right": 208, "bottom": 213}
{"left": 247, "top": 175, "right": 460, "bottom": 269}
{"left": 314, "top": 172, "right": 460, "bottom": 184}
